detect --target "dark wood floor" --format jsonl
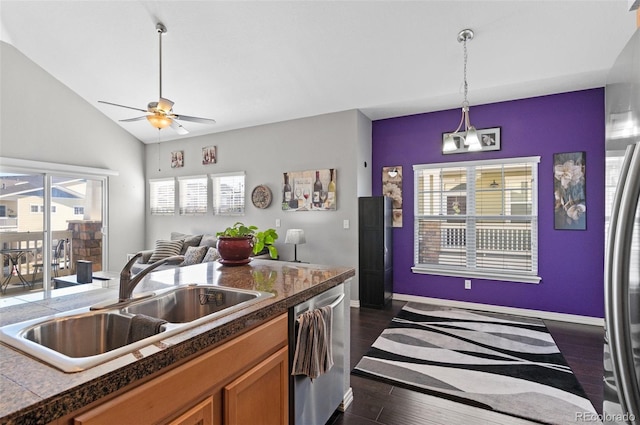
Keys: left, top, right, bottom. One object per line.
{"left": 330, "top": 300, "right": 604, "bottom": 425}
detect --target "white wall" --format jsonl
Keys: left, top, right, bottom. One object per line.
{"left": 145, "top": 110, "right": 370, "bottom": 299}
{"left": 0, "top": 42, "right": 146, "bottom": 269}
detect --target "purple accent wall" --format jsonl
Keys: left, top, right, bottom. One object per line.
{"left": 372, "top": 89, "right": 605, "bottom": 318}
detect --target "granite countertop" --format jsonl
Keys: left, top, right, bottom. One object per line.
{"left": 0, "top": 260, "right": 355, "bottom": 425}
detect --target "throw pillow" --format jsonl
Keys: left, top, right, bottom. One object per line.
{"left": 202, "top": 247, "right": 220, "bottom": 262}
{"left": 180, "top": 234, "right": 203, "bottom": 255}
{"left": 148, "top": 239, "right": 184, "bottom": 263}
{"left": 199, "top": 234, "right": 217, "bottom": 249}
{"left": 181, "top": 245, "right": 208, "bottom": 266}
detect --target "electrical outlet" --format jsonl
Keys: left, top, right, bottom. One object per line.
{"left": 275, "top": 219, "right": 281, "bottom": 228}
{"left": 343, "top": 219, "right": 350, "bottom": 229}
{"left": 464, "top": 279, "right": 472, "bottom": 290}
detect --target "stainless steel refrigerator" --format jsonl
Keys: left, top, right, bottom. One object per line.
{"left": 604, "top": 27, "right": 640, "bottom": 425}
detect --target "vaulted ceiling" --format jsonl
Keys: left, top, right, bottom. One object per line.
{"left": 1, "top": 1, "right": 636, "bottom": 143}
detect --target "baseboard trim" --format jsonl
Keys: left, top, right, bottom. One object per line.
{"left": 339, "top": 387, "right": 354, "bottom": 412}
{"left": 392, "top": 293, "right": 604, "bottom": 327}
{"left": 350, "top": 299, "right": 360, "bottom": 308}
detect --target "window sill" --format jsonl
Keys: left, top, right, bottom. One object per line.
{"left": 411, "top": 267, "right": 541, "bottom": 284}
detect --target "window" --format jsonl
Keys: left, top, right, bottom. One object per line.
{"left": 74, "top": 206, "right": 84, "bottom": 215}
{"left": 30, "top": 204, "right": 40, "bottom": 213}
{"left": 178, "top": 176, "right": 208, "bottom": 215}
{"left": 211, "top": 172, "right": 245, "bottom": 215}
{"left": 413, "top": 156, "right": 540, "bottom": 284}
{"left": 149, "top": 178, "right": 175, "bottom": 215}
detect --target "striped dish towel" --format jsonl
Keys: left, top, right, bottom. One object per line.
{"left": 291, "top": 305, "right": 334, "bottom": 380}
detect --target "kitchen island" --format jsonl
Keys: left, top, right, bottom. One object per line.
{"left": 0, "top": 260, "right": 355, "bottom": 425}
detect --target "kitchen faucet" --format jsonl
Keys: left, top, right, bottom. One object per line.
{"left": 90, "top": 253, "right": 184, "bottom": 311}
{"left": 118, "top": 253, "right": 184, "bottom": 302}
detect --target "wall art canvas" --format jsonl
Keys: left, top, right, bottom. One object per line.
{"left": 554, "top": 151, "right": 586, "bottom": 230}
{"left": 282, "top": 169, "right": 336, "bottom": 211}
{"left": 382, "top": 166, "right": 403, "bottom": 227}
{"left": 202, "top": 146, "right": 217, "bottom": 165}
{"left": 442, "top": 127, "right": 501, "bottom": 154}
{"left": 170, "top": 150, "right": 184, "bottom": 168}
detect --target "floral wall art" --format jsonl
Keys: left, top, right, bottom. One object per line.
{"left": 382, "top": 166, "right": 403, "bottom": 227}
{"left": 554, "top": 151, "right": 586, "bottom": 230}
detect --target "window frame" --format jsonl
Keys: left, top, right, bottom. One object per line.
{"left": 210, "top": 171, "right": 246, "bottom": 216}
{"left": 149, "top": 178, "right": 176, "bottom": 216}
{"left": 178, "top": 175, "right": 208, "bottom": 215}
{"left": 412, "top": 156, "right": 541, "bottom": 284}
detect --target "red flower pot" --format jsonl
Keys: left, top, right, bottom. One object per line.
{"left": 216, "top": 236, "right": 254, "bottom": 266}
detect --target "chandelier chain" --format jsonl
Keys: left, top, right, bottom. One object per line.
{"left": 463, "top": 37, "right": 468, "bottom": 105}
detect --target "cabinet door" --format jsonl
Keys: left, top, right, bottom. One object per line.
{"left": 167, "top": 396, "right": 216, "bottom": 425}
{"left": 224, "top": 346, "right": 288, "bottom": 425}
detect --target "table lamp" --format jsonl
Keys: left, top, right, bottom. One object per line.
{"left": 285, "top": 229, "right": 306, "bottom": 262}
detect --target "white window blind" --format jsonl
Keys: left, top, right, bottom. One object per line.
{"left": 149, "top": 178, "right": 175, "bottom": 215}
{"left": 178, "top": 175, "right": 208, "bottom": 215}
{"left": 413, "top": 156, "right": 541, "bottom": 284}
{"left": 211, "top": 172, "right": 245, "bottom": 216}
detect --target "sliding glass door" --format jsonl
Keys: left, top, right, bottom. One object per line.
{"left": 0, "top": 170, "right": 107, "bottom": 294}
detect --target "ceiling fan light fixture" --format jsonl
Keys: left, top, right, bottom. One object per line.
{"left": 147, "top": 114, "right": 172, "bottom": 129}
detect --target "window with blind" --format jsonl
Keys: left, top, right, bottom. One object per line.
{"left": 211, "top": 172, "right": 245, "bottom": 215}
{"left": 149, "top": 178, "right": 175, "bottom": 215}
{"left": 413, "top": 156, "right": 541, "bottom": 283}
{"left": 178, "top": 175, "right": 208, "bottom": 215}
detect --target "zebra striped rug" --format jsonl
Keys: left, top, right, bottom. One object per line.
{"left": 352, "top": 303, "right": 599, "bottom": 425}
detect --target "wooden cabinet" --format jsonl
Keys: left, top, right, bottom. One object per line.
{"left": 224, "top": 347, "right": 288, "bottom": 425}
{"left": 72, "top": 314, "right": 288, "bottom": 425}
{"left": 358, "top": 196, "right": 393, "bottom": 308}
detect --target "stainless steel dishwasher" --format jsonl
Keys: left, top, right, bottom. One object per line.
{"left": 289, "top": 283, "right": 345, "bottom": 425}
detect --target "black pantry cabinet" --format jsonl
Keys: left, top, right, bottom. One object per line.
{"left": 358, "top": 196, "right": 393, "bottom": 308}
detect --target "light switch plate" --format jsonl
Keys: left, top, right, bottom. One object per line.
{"left": 343, "top": 219, "right": 350, "bottom": 229}
{"left": 464, "top": 279, "right": 471, "bottom": 289}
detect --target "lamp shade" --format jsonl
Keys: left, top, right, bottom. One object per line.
{"left": 285, "top": 229, "right": 306, "bottom": 245}
{"left": 147, "top": 114, "right": 172, "bottom": 129}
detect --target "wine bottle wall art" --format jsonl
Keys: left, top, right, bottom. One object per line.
{"left": 281, "top": 168, "right": 337, "bottom": 211}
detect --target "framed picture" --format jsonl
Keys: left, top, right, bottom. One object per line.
{"left": 442, "top": 127, "right": 501, "bottom": 154}
{"left": 170, "top": 150, "right": 184, "bottom": 168}
{"left": 282, "top": 169, "right": 336, "bottom": 211}
{"left": 554, "top": 151, "right": 586, "bottom": 230}
{"left": 202, "top": 146, "right": 216, "bottom": 165}
{"left": 382, "top": 166, "right": 403, "bottom": 227}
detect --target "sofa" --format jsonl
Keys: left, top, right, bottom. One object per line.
{"left": 131, "top": 232, "right": 220, "bottom": 274}
{"left": 131, "top": 231, "right": 272, "bottom": 274}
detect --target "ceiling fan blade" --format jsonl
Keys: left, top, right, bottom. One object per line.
{"left": 170, "top": 119, "right": 189, "bottom": 135}
{"left": 172, "top": 114, "right": 217, "bottom": 125}
{"left": 158, "top": 97, "right": 174, "bottom": 112}
{"left": 119, "top": 116, "right": 148, "bottom": 122}
{"left": 98, "top": 100, "right": 148, "bottom": 113}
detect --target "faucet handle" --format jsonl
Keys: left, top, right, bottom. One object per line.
{"left": 121, "top": 252, "right": 143, "bottom": 278}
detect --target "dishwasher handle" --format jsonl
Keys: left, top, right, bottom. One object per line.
{"left": 296, "top": 293, "right": 345, "bottom": 317}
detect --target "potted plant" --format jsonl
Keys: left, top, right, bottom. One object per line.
{"left": 216, "top": 222, "right": 278, "bottom": 265}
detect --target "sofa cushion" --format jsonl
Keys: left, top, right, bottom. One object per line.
{"left": 170, "top": 233, "right": 203, "bottom": 255}
{"left": 149, "top": 239, "right": 184, "bottom": 263}
{"left": 181, "top": 245, "right": 208, "bottom": 266}
{"left": 199, "top": 234, "right": 218, "bottom": 249}
{"left": 181, "top": 235, "right": 203, "bottom": 255}
{"left": 202, "top": 247, "right": 220, "bottom": 262}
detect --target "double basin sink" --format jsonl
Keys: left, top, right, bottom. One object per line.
{"left": 0, "top": 285, "right": 274, "bottom": 372}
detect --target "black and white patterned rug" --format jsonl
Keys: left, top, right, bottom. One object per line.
{"left": 352, "top": 303, "right": 599, "bottom": 425}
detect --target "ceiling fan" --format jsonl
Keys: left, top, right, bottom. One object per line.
{"left": 99, "top": 23, "right": 215, "bottom": 135}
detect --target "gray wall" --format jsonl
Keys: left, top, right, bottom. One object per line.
{"left": 0, "top": 42, "right": 146, "bottom": 269}
{"left": 145, "top": 109, "right": 371, "bottom": 299}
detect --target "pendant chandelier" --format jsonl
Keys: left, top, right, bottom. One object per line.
{"left": 443, "top": 29, "right": 482, "bottom": 152}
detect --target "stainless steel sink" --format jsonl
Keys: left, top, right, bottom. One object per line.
{"left": 123, "top": 285, "right": 263, "bottom": 323}
{"left": 23, "top": 310, "right": 139, "bottom": 358}
{"left": 0, "top": 284, "right": 273, "bottom": 372}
